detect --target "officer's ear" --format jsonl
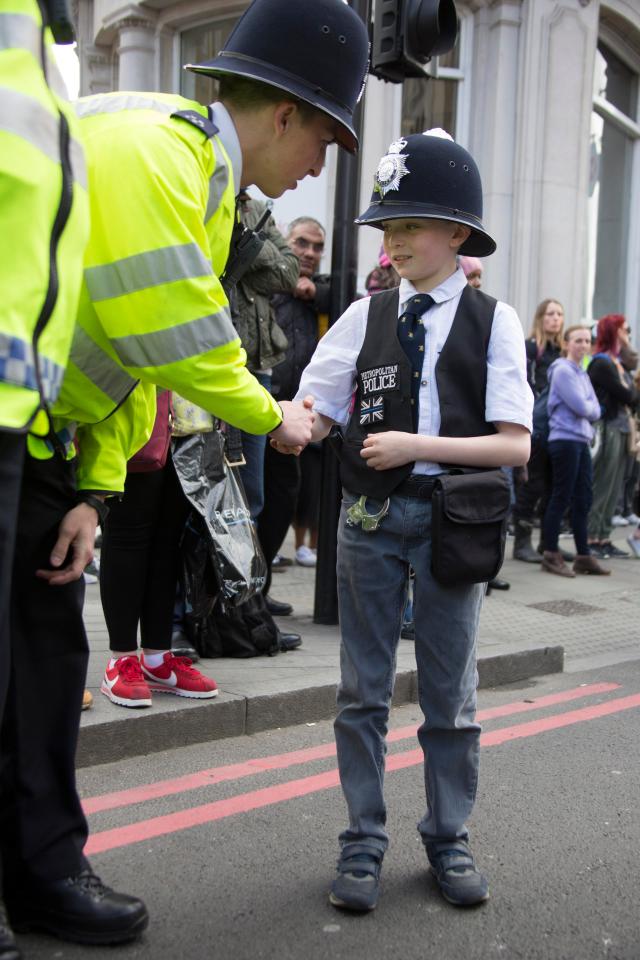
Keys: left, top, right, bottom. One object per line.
{"left": 273, "top": 101, "right": 298, "bottom": 138}
{"left": 450, "top": 224, "right": 472, "bottom": 251}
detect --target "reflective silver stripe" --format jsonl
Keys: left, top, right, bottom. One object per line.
{"left": 69, "top": 326, "right": 137, "bottom": 403}
{"left": 0, "top": 87, "right": 87, "bottom": 188}
{"left": 84, "top": 243, "right": 213, "bottom": 302}
{"left": 205, "top": 141, "right": 230, "bottom": 222}
{"left": 0, "top": 12, "right": 39, "bottom": 57}
{"left": 110, "top": 309, "right": 238, "bottom": 368}
{"left": 75, "top": 94, "right": 177, "bottom": 119}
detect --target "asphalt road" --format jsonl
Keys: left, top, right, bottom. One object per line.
{"left": 18, "top": 660, "right": 640, "bottom": 960}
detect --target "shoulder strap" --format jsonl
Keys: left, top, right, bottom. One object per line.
{"left": 170, "top": 109, "right": 219, "bottom": 140}
{"left": 367, "top": 287, "right": 400, "bottom": 326}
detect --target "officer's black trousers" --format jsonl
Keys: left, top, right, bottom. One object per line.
{"left": 0, "top": 432, "right": 26, "bottom": 726}
{"left": 0, "top": 448, "right": 88, "bottom": 883}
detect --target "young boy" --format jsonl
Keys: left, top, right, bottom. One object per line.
{"left": 279, "top": 130, "right": 532, "bottom": 910}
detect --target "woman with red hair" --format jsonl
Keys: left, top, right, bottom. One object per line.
{"left": 587, "top": 314, "right": 637, "bottom": 558}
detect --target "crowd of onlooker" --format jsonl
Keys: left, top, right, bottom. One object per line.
{"left": 85, "top": 212, "right": 639, "bottom": 713}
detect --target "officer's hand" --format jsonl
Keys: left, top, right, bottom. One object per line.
{"left": 271, "top": 396, "right": 315, "bottom": 449}
{"left": 361, "top": 432, "right": 415, "bottom": 470}
{"left": 36, "top": 503, "right": 97, "bottom": 586}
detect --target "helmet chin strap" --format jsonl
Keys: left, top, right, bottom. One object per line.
{"left": 40, "top": 0, "right": 75, "bottom": 44}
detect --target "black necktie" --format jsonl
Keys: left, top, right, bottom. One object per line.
{"left": 397, "top": 293, "right": 435, "bottom": 429}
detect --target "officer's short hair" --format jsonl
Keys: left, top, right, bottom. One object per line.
{"left": 218, "top": 75, "right": 320, "bottom": 124}
{"left": 287, "top": 216, "right": 325, "bottom": 237}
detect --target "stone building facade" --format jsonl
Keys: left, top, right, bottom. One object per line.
{"left": 74, "top": 0, "right": 640, "bottom": 330}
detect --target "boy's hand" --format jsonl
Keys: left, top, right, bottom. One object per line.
{"left": 270, "top": 396, "right": 315, "bottom": 448}
{"left": 361, "top": 432, "right": 415, "bottom": 470}
{"left": 270, "top": 439, "right": 304, "bottom": 456}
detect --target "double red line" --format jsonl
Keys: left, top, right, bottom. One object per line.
{"left": 84, "top": 682, "right": 638, "bottom": 855}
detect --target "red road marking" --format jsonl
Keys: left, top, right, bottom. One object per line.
{"left": 83, "top": 682, "right": 619, "bottom": 815}
{"left": 84, "top": 688, "right": 638, "bottom": 856}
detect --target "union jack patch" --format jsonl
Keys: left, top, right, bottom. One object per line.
{"left": 360, "top": 395, "right": 385, "bottom": 426}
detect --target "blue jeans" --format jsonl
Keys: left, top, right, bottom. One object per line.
{"left": 543, "top": 440, "right": 592, "bottom": 555}
{"left": 239, "top": 372, "right": 272, "bottom": 520}
{"left": 335, "top": 489, "right": 484, "bottom": 855}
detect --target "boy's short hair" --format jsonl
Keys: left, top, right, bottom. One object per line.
{"left": 218, "top": 75, "right": 320, "bottom": 124}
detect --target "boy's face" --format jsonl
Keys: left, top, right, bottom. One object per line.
{"left": 253, "top": 105, "right": 338, "bottom": 198}
{"left": 381, "top": 218, "right": 469, "bottom": 291}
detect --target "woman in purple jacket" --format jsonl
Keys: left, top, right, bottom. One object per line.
{"left": 541, "top": 326, "right": 610, "bottom": 577}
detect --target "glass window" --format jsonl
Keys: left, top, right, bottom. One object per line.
{"left": 401, "top": 75, "right": 458, "bottom": 136}
{"left": 594, "top": 43, "right": 638, "bottom": 116}
{"left": 180, "top": 19, "right": 236, "bottom": 104}
{"left": 588, "top": 37, "right": 638, "bottom": 320}
{"left": 589, "top": 112, "right": 634, "bottom": 317}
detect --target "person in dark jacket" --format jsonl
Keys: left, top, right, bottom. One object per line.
{"left": 259, "top": 217, "right": 330, "bottom": 584}
{"left": 512, "top": 298, "right": 565, "bottom": 562}
{"left": 232, "top": 192, "right": 300, "bottom": 518}
{"left": 587, "top": 314, "right": 637, "bottom": 558}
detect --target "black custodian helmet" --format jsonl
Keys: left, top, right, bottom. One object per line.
{"left": 356, "top": 131, "right": 496, "bottom": 256}
{"left": 185, "top": 0, "right": 370, "bottom": 154}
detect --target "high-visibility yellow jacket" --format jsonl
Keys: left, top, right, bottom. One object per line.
{"left": 53, "top": 93, "right": 282, "bottom": 492}
{"left": 0, "top": 0, "right": 89, "bottom": 435}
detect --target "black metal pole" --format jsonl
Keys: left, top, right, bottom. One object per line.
{"left": 313, "top": 0, "right": 372, "bottom": 625}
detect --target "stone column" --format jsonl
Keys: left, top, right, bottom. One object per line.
{"left": 511, "top": 0, "right": 599, "bottom": 326}
{"left": 115, "top": 16, "right": 156, "bottom": 91}
{"left": 469, "top": 0, "right": 523, "bottom": 306}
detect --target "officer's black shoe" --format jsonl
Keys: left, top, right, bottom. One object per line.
{"left": 278, "top": 632, "right": 302, "bottom": 652}
{"left": 0, "top": 902, "right": 21, "bottom": 960}
{"left": 487, "top": 578, "right": 510, "bottom": 590}
{"left": 265, "top": 596, "right": 293, "bottom": 616}
{"left": 8, "top": 870, "right": 148, "bottom": 945}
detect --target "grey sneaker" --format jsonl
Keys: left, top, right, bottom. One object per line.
{"left": 426, "top": 841, "right": 489, "bottom": 907}
{"left": 329, "top": 844, "right": 383, "bottom": 912}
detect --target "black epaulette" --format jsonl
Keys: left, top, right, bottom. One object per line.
{"left": 170, "top": 109, "right": 219, "bottom": 140}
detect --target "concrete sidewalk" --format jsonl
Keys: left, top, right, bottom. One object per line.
{"left": 78, "top": 528, "right": 639, "bottom": 767}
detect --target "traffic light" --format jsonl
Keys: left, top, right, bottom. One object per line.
{"left": 371, "top": 0, "right": 458, "bottom": 83}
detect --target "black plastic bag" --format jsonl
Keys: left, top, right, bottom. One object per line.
{"left": 190, "top": 593, "right": 279, "bottom": 659}
{"left": 173, "top": 431, "right": 267, "bottom": 607}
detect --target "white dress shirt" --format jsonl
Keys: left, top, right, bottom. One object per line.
{"left": 296, "top": 267, "right": 533, "bottom": 475}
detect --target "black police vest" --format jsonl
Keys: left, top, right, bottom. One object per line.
{"left": 340, "top": 284, "right": 498, "bottom": 499}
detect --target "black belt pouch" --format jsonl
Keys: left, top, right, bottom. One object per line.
{"left": 431, "top": 469, "right": 511, "bottom": 585}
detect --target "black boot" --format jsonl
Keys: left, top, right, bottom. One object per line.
{"left": 513, "top": 520, "right": 540, "bottom": 562}
{"left": 7, "top": 870, "right": 148, "bottom": 945}
{"left": 0, "top": 902, "right": 21, "bottom": 960}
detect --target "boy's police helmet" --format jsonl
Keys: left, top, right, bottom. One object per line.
{"left": 356, "top": 132, "right": 496, "bottom": 256}
{"left": 185, "top": 0, "right": 369, "bottom": 154}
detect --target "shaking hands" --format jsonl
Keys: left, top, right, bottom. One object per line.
{"left": 270, "top": 395, "right": 316, "bottom": 455}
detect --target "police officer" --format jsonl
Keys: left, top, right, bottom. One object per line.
{"left": 0, "top": 1, "right": 149, "bottom": 956}
{"left": 0, "top": 0, "right": 370, "bottom": 951}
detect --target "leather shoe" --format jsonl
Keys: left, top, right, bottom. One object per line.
{"left": 7, "top": 870, "right": 148, "bottom": 945}
{"left": 171, "top": 627, "right": 200, "bottom": 663}
{"left": 0, "top": 902, "right": 21, "bottom": 960}
{"left": 278, "top": 632, "right": 302, "bottom": 652}
{"left": 487, "top": 578, "right": 510, "bottom": 590}
{"left": 265, "top": 596, "right": 293, "bottom": 616}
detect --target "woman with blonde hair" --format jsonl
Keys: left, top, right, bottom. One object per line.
{"left": 513, "top": 299, "right": 567, "bottom": 562}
